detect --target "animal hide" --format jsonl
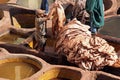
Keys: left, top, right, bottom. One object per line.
{"left": 55, "top": 19, "right": 118, "bottom": 70}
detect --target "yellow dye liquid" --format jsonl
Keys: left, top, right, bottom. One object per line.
{"left": 0, "top": 33, "right": 24, "bottom": 44}
{"left": 29, "top": 41, "right": 34, "bottom": 48}
{"left": 12, "top": 17, "right": 21, "bottom": 28}
{"left": 46, "top": 38, "right": 56, "bottom": 47}
{"left": 0, "top": 62, "right": 40, "bottom": 80}
{"left": 0, "top": 33, "right": 34, "bottom": 48}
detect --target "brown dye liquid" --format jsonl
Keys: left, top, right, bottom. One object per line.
{"left": 50, "top": 78, "right": 71, "bottom": 80}
{"left": 0, "top": 62, "right": 40, "bottom": 80}
{"left": 46, "top": 38, "right": 56, "bottom": 47}
{"left": 13, "top": 14, "right": 35, "bottom": 28}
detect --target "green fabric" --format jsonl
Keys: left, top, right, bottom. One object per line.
{"left": 85, "top": 0, "right": 104, "bottom": 28}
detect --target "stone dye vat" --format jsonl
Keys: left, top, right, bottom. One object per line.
{"left": 38, "top": 66, "right": 82, "bottom": 80}
{"left": 0, "top": 4, "right": 36, "bottom": 37}
{"left": 0, "top": 54, "right": 43, "bottom": 80}
{"left": 35, "top": 65, "right": 120, "bottom": 80}
{"left": 0, "top": 26, "right": 34, "bottom": 45}
{"left": 0, "top": 33, "right": 24, "bottom": 44}
{"left": 0, "top": 52, "right": 120, "bottom": 80}
{"left": 104, "top": 0, "right": 117, "bottom": 16}
{"left": 9, "top": 8, "right": 35, "bottom": 28}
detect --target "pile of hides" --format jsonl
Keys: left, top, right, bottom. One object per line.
{"left": 55, "top": 19, "right": 118, "bottom": 70}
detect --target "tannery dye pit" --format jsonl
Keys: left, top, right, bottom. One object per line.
{"left": 0, "top": 62, "right": 39, "bottom": 80}
{"left": 9, "top": 8, "right": 35, "bottom": 28}
{"left": 0, "top": 33, "right": 24, "bottom": 44}
{"left": 38, "top": 67, "right": 82, "bottom": 80}
{"left": 0, "top": 54, "right": 42, "bottom": 80}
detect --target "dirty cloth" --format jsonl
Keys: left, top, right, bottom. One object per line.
{"left": 55, "top": 19, "right": 118, "bottom": 70}
{"left": 57, "top": 0, "right": 89, "bottom": 24}
{"left": 85, "top": 0, "right": 104, "bottom": 29}
{"left": 34, "top": 17, "right": 47, "bottom": 50}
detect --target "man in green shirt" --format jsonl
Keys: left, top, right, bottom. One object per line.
{"left": 85, "top": 0, "right": 104, "bottom": 34}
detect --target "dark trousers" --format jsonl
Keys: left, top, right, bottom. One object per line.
{"left": 41, "top": 0, "right": 49, "bottom": 13}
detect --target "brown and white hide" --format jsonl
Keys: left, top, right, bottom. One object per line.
{"left": 55, "top": 19, "right": 118, "bottom": 70}
{"left": 55, "top": 0, "right": 89, "bottom": 24}
{"left": 48, "top": 2, "right": 66, "bottom": 37}
{"left": 55, "top": 0, "right": 75, "bottom": 9}
{"left": 72, "top": 0, "right": 89, "bottom": 23}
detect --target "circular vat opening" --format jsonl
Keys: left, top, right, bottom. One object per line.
{"left": 39, "top": 67, "right": 82, "bottom": 80}
{"left": 0, "top": 0, "right": 9, "bottom": 4}
{"left": 117, "top": 8, "right": 120, "bottom": 14}
{"left": 9, "top": 8, "right": 35, "bottom": 28}
{"left": 0, "top": 55, "right": 42, "bottom": 80}
{"left": 103, "top": 0, "right": 112, "bottom": 11}
{"left": 0, "top": 9, "right": 4, "bottom": 20}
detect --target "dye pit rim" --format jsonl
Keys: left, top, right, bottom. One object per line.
{"left": 0, "top": 54, "right": 48, "bottom": 69}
